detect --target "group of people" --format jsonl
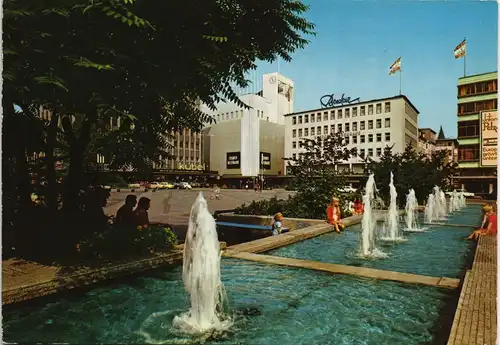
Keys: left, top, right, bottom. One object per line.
{"left": 115, "top": 194, "right": 152, "bottom": 226}
{"left": 467, "top": 202, "right": 497, "bottom": 240}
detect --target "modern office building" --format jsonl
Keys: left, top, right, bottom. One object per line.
{"left": 456, "top": 71, "right": 498, "bottom": 196}
{"left": 284, "top": 95, "right": 419, "bottom": 174}
{"left": 201, "top": 72, "right": 294, "bottom": 182}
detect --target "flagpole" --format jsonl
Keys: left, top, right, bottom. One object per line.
{"left": 399, "top": 69, "right": 402, "bottom": 95}
{"left": 463, "top": 37, "right": 467, "bottom": 77}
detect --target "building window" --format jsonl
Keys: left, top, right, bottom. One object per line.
{"left": 360, "top": 135, "right": 365, "bottom": 143}
{"left": 385, "top": 102, "right": 391, "bottom": 113}
{"left": 458, "top": 120, "right": 480, "bottom": 138}
{"left": 345, "top": 136, "right": 350, "bottom": 144}
{"left": 368, "top": 120, "right": 373, "bottom": 130}
{"left": 352, "top": 107, "right": 358, "bottom": 117}
{"left": 353, "top": 122, "right": 358, "bottom": 131}
{"left": 241, "top": 110, "right": 244, "bottom": 118}
{"left": 376, "top": 133, "right": 382, "bottom": 142}
{"left": 376, "top": 148, "right": 382, "bottom": 156}
{"left": 298, "top": 129, "right": 303, "bottom": 137}
{"left": 345, "top": 123, "right": 350, "bottom": 132}
{"left": 304, "top": 114, "right": 309, "bottom": 123}
{"left": 360, "top": 149, "right": 365, "bottom": 157}
{"left": 317, "top": 114, "right": 321, "bottom": 122}
{"left": 337, "top": 124, "right": 342, "bottom": 132}
{"left": 352, "top": 135, "right": 358, "bottom": 144}
{"left": 231, "top": 111, "right": 235, "bottom": 119}
{"left": 292, "top": 129, "right": 296, "bottom": 138}
{"left": 299, "top": 141, "right": 303, "bottom": 148}
{"left": 304, "top": 128, "right": 309, "bottom": 136}
{"left": 323, "top": 112, "right": 328, "bottom": 121}
{"left": 385, "top": 132, "right": 390, "bottom": 141}
{"left": 458, "top": 99, "right": 498, "bottom": 115}
{"left": 217, "top": 114, "right": 220, "bottom": 121}
{"left": 360, "top": 121, "right": 365, "bottom": 130}
{"left": 338, "top": 109, "right": 343, "bottom": 119}
{"left": 376, "top": 103, "right": 382, "bottom": 114}
{"left": 376, "top": 119, "right": 382, "bottom": 129}
{"left": 368, "top": 148, "right": 373, "bottom": 157}
{"left": 331, "top": 124, "right": 335, "bottom": 134}
{"left": 292, "top": 141, "right": 296, "bottom": 149}
{"left": 368, "top": 105, "right": 374, "bottom": 115}
{"left": 385, "top": 118, "right": 391, "bottom": 128}
{"left": 292, "top": 153, "right": 297, "bottom": 160}
{"left": 360, "top": 106, "right": 366, "bottom": 116}
{"left": 368, "top": 134, "right": 373, "bottom": 143}
{"left": 311, "top": 127, "right": 315, "bottom": 136}
{"left": 458, "top": 145, "right": 480, "bottom": 161}
{"left": 261, "top": 111, "right": 264, "bottom": 119}
{"left": 298, "top": 116, "right": 303, "bottom": 124}
{"left": 311, "top": 114, "right": 315, "bottom": 123}
{"left": 317, "top": 126, "right": 321, "bottom": 134}
{"left": 458, "top": 80, "right": 498, "bottom": 97}
{"left": 345, "top": 109, "right": 350, "bottom": 118}
{"left": 330, "top": 110, "right": 335, "bottom": 120}
{"left": 324, "top": 125, "right": 328, "bottom": 135}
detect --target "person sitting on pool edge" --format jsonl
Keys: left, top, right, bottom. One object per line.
{"left": 272, "top": 212, "right": 284, "bottom": 236}
{"left": 467, "top": 204, "right": 497, "bottom": 240}
{"left": 327, "top": 197, "right": 344, "bottom": 233}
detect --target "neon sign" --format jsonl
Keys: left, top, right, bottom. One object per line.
{"left": 320, "top": 93, "right": 360, "bottom": 108}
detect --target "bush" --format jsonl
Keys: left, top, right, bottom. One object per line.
{"left": 78, "top": 224, "right": 177, "bottom": 260}
{"left": 234, "top": 196, "right": 287, "bottom": 216}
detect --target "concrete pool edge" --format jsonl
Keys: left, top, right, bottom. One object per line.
{"left": 225, "top": 251, "right": 460, "bottom": 289}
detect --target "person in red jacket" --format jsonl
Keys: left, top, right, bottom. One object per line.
{"left": 467, "top": 204, "right": 497, "bottom": 240}
{"left": 327, "top": 197, "right": 344, "bottom": 233}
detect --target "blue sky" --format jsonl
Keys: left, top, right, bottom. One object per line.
{"left": 253, "top": 0, "right": 498, "bottom": 138}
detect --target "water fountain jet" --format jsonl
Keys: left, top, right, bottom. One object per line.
{"left": 424, "top": 194, "right": 435, "bottom": 224}
{"left": 380, "top": 172, "right": 406, "bottom": 241}
{"left": 404, "top": 189, "right": 424, "bottom": 232}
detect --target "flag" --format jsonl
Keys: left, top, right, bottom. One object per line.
{"left": 389, "top": 57, "right": 401, "bottom": 75}
{"left": 454, "top": 39, "right": 466, "bottom": 59}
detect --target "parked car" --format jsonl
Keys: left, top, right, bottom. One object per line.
{"left": 128, "top": 183, "right": 141, "bottom": 189}
{"left": 147, "top": 182, "right": 163, "bottom": 189}
{"left": 181, "top": 182, "right": 193, "bottom": 190}
{"left": 445, "top": 189, "right": 474, "bottom": 197}
{"left": 160, "top": 182, "right": 175, "bottom": 189}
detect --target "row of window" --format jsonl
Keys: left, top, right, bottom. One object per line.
{"left": 458, "top": 99, "right": 497, "bottom": 116}
{"left": 458, "top": 145, "right": 480, "bottom": 162}
{"left": 458, "top": 120, "right": 480, "bottom": 138}
{"left": 292, "top": 132, "right": 391, "bottom": 148}
{"left": 216, "top": 109, "right": 269, "bottom": 121}
{"left": 458, "top": 80, "right": 497, "bottom": 98}
{"left": 291, "top": 147, "right": 384, "bottom": 160}
{"left": 292, "top": 102, "right": 391, "bottom": 125}
{"left": 292, "top": 118, "right": 391, "bottom": 138}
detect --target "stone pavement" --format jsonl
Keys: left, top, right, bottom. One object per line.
{"left": 447, "top": 235, "right": 497, "bottom": 345}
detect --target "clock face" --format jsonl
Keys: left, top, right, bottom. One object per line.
{"left": 269, "top": 76, "right": 277, "bottom": 84}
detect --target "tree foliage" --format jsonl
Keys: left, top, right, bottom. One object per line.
{"left": 284, "top": 132, "right": 357, "bottom": 218}
{"left": 3, "top": 0, "right": 315, "bottom": 259}
{"left": 366, "top": 143, "right": 458, "bottom": 206}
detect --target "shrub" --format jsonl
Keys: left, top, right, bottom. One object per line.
{"left": 78, "top": 224, "right": 177, "bottom": 260}
{"left": 234, "top": 196, "right": 287, "bottom": 216}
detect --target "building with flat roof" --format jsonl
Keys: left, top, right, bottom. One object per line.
{"left": 456, "top": 71, "right": 497, "bottom": 196}
{"left": 284, "top": 94, "right": 419, "bottom": 174}
{"left": 201, "top": 72, "right": 293, "bottom": 181}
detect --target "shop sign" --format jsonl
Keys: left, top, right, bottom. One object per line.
{"left": 480, "top": 110, "right": 498, "bottom": 167}
{"left": 226, "top": 152, "right": 241, "bottom": 169}
{"left": 320, "top": 93, "right": 360, "bottom": 108}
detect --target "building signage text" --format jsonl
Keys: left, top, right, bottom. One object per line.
{"left": 480, "top": 110, "right": 498, "bottom": 167}
{"left": 320, "top": 93, "right": 361, "bottom": 108}
{"left": 260, "top": 152, "right": 271, "bottom": 170}
{"left": 177, "top": 163, "right": 205, "bottom": 171}
{"left": 226, "top": 152, "right": 241, "bottom": 169}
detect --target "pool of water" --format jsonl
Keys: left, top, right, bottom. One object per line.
{"left": 268, "top": 207, "right": 479, "bottom": 279}
{"left": 4, "top": 259, "right": 455, "bottom": 345}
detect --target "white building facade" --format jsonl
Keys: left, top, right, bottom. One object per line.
{"left": 284, "top": 95, "right": 419, "bottom": 174}
{"left": 201, "top": 72, "right": 294, "bottom": 177}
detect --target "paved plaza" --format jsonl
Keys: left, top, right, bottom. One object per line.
{"left": 104, "top": 188, "right": 295, "bottom": 239}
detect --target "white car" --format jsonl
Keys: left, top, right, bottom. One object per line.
{"left": 180, "top": 182, "right": 192, "bottom": 190}
{"left": 445, "top": 189, "right": 474, "bottom": 197}
{"left": 339, "top": 186, "right": 357, "bottom": 193}
{"left": 147, "top": 182, "right": 163, "bottom": 189}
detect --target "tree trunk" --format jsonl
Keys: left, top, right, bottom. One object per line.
{"left": 45, "top": 110, "right": 59, "bottom": 212}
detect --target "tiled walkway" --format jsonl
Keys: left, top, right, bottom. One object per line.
{"left": 447, "top": 235, "right": 497, "bottom": 345}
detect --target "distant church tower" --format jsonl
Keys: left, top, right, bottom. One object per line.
{"left": 437, "top": 125, "right": 446, "bottom": 140}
